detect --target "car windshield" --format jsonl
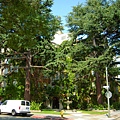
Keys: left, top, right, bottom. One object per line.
{"left": 2, "top": 101, "right": 7, "bottom": 105}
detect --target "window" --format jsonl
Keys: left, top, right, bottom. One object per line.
{"left": 21, "top": 101, "right": 25, "bottom": 106}
{"left": 2, "top": 101, "right": 7, "bottom": 105}
{"left": 26, "top": 101, "right": 30, "bottom": 106}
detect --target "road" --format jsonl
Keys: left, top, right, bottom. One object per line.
{"left": 0, "top": 113, "right": 39, "bottom": 120}
{"left": 0, "top": 113, "right": 65, "bottom": 120}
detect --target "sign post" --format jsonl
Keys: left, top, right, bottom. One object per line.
{"left": 105, "top": 67, "right": 111, "bottom": 118}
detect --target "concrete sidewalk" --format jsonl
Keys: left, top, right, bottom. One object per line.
{"left": 64, "top": 110, "right": 120, "bottom": 120}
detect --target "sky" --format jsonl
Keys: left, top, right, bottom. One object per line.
{"left": 51, "top": 0, "right": 86, "bottom": 33}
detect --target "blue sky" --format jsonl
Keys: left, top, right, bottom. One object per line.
{"left": 51, "top": 0, "right": 86, "bottom": 33}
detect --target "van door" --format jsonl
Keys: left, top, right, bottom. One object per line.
{"left": 26, "top": 101, "right": 30, "bottom": 111}
{"left": 1, "top": 101, "right": 8, "bottom": 112}
{"left": 20, "top": 101, "right": 26, "bottom": 111}
{"left": 20, "top": 101, "right": 30, "bottom": 112}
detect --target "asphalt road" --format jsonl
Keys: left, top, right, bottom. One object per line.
{"left": 0, "top": 117, "right": 40, "bottom": 120}
{"left": 0, "top": 113, "right": 42, "bottom": 120}
{"left": 0, "top": 113, "right": 63, "bottom": 120}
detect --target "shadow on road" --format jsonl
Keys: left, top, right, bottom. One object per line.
{"left": 0, "top": 113, "right": 72, "bottom": 120}
{"left": 0, "top": 113, "right": 35, "bottom": 119}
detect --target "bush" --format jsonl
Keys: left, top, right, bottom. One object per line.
{"left": 87, "top": 104, "right": 105, "bottom": 110}
{"left": 112, "top": 102, "right": 120, "bottom": 110}
{"left": 97, "top": 104, "right": 105, "bottom": 110}
{"left": 30, "top": 101, "right": 43, "bottom": 110}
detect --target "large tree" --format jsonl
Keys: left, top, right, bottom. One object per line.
{"left": 66, "top": 0, "right": 120, "bottom": 104}
{"left": 0, "top": 0, "right": 62, "bottom": 101}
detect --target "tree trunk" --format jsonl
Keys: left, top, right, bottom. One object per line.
{"left": 24, "top": 51, "right": 31, "bottom": 101}
{"left": 95, "top": 72, "right": 102, "bottom": 104}
{"left": 93, "top": 38, "right": 102, "bottom": 104}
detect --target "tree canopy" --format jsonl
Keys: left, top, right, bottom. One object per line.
{"left": 0, "top": 0, "right": 62, "bottom": 100}
{"left": 66, "top": 0, "right": 120, "bottom": 104}
{"left": 0, "top": 0, "right": 120, "bottom": 110}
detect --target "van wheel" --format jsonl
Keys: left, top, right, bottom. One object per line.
{"left": 22, "top": 113, "right": 27, "bottom": 116}
{"left": 0, "top": 109, "right": 1, "bottom": 114}
{"left": 12, "top": 109, "right": 16, "bottom": 116}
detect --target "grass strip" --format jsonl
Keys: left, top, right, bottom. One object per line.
{"left": 80, "top": 110, "right": 108, "bottom": 115}
{"left": 32, "top": 110, "right": 68, "bottom": 115}
{"left": 32, "top": 110, "right": 107, "bottom": 115}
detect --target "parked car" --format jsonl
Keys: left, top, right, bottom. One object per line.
{"left": 0, "top": 100, "right": 30, "bottom": 116}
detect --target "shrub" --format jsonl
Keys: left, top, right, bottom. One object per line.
{"left": 30, "top": 101, "right": 43, "bottom": 110}
{"left": 87, "top": 104, "right": 105, "bottom": 110}
{"left": 112, "top": 102, "right": 120, "bottom": 110}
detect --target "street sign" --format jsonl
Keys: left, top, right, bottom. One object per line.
{"left": 105, "top": 91, "right": 112, "bottom": 98}
{"left": 103, "top": 86, "right": 109, "bottom": 89}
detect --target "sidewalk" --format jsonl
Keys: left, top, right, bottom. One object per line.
{"left": 64, "top": 110, "right": 120, "bottom": 120}
{"left": 30, "top": 110, "right": 120, "bottom": 120}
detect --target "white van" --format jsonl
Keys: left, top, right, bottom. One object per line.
{"left": 0, "top": 100, "right": 30, "bottom": 116}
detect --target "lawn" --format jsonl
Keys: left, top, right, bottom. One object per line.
{"left": 32, "top": 109, "right": 107, "bottom": 115}
{"left": 32, "top": 109, "right": 66, "bottom": 115}
{"left": 39, "top": 110, "right": 61, "bottom": 115}
{"left": 80, "top": 110, "right": 108, "bottom": 115}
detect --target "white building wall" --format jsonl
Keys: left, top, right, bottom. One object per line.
{"left": 52, "top": 31, "right": 70, "bottom": 45}
{"left": 117, "top": 57, "right": 120, "bottom": 79}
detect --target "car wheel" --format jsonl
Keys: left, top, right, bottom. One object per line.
{"left": 11, "top": 109, "right": 16, "bottom": 116}
{"left": 0, "top": 109, "right": 1, "bottom": 114}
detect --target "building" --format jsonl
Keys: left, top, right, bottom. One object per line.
{"left": 52, "top": 31, "right": 70, "bottom": 45}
